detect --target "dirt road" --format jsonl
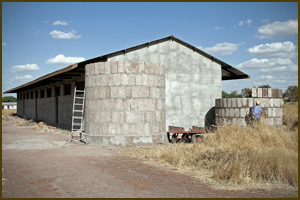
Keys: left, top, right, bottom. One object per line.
{"left": 2, "top": 117, "right": 297, "bottom": 198}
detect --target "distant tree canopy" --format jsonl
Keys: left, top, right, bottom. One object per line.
{"left": 258, "top": 84, "right": 271, "bottom": 88}
{"left": 2, "top": 96, "right": 17, "bottom": 102}
{"left": 283, "top": 86, "right": 298, "bottom": 102}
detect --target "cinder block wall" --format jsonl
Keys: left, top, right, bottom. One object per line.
{"left": 215, "top": 88, "right": 283, "bottom": 126}
{"left": 84, "top": 61, "right": 167, "bottom": 146}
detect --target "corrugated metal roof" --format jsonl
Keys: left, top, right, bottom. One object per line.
{"left": 4, "top": 35, "right": 249, "bottom": 94}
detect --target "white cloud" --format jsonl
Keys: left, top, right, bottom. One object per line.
{"left": 203, "top": 42, "right": 241, "bottom": 56}
{"left": 53, "top": 20, "right": 68, "bottom": 26}
{"left": 46, "top": 54, "right": 85, "bottom": 66}
{"left": 248, "top": 41, "right": 297, "bottom": 58}
{"left": 256, "top": 19, "right": 298, "bottom": 39}
{"left": 2, "top": 42, "right": 7, "bottom": 47}
{"left": 235, "top": 19, "right": 252, "bottom": 27}
{"left": 49, "top": 30, "right": 82, "bottom": 39}
{"left": 256, "top": 75, "right": 273, "bottom": 80}
{"left": 12, "top": 75, "right": 33, "bottom": 81}
{"left": 237, "top": 58, "right": 298, "bottom": 73}
{"left": 213, "top": 26, "right": 222, "bottom": 30}
{"left": 11, "top": 64, "right": 40, "bottom": 73}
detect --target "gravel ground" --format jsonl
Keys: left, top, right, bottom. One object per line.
{"left": 2, "top": 116, "right": 298, "bottom": 198}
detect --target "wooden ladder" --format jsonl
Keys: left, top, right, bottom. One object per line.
{"left": 66, "top": 86, "right": 87, "bottom": 144}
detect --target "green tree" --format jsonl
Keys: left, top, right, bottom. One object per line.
{"left": 222, "top": 90, "right": 242, "bottom": 98}
{"left": 241, "top": 88, "right": 251, "bottom": 97}
{"left": 283, "top": 86, "right": 298, "bottom": 102}
{"left": 2, "top": 96, "right": 17, "bottom": 102}
{"left": 222, "top": 91, "right": 229, "bottom": 98}
{"left": 258, "top": 84, "right": 271, "bottom": 88}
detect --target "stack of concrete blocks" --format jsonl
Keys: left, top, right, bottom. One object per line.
{"left": 84, "top": 61, "right": 167, "bottom": 146}
{"left": 215, "top": 88, "right": 283, "bottom": 126}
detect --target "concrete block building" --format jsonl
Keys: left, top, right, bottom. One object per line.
{"left": 4, "top": 36, "right": 249, "bottom": 146}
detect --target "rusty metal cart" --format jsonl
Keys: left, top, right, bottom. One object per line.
{"left": 167, "top": 126, "right": 206, "bottom": 143}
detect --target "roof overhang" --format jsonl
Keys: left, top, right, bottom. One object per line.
{"left": 4, "top": 35, "right": 249, "bottom": 94}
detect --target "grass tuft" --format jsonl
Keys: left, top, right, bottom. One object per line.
{"left": 129, "top": 104, "right": 298, "bottom": 188}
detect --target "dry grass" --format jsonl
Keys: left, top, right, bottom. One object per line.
{"left": 128, "top": 104, "right": 298, "bottom": 189}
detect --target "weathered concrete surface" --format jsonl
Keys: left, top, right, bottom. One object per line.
{"left": 108, "top": 40, "right": 222, "bottom": 129}
{"left": 84, "top": 61, "right": 167, "bottom": 146}
{"left": 2, "top": 117, "right": 297, "bottom": 198}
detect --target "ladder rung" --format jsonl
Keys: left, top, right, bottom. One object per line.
{"left": 74, "top": 103, "right": 83, "bottom": 106}
{"left": 73, "top": 123, "right": 82, "bottom": 126}
{"left": 75, "top": 90, "right": 85, "bottom": 92}
{"left": 74, "top": 110, "right": 83, "bottom": 112}
{"left": 75, "top": 97, "right": 84, "bottom": 99}
{"left": 73, "top": 116, "right": 83, "bottom": 119}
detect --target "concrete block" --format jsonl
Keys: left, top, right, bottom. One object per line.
{"left": 115, "top": 99, "right": 123, "bottom": 111}
{"left": 222, "top": 98, "right": 227, "bottom": 107}
{"left": 215, "top": 99, "right": 221, "bottom": 108}
{"left": 236, "top": 118, "right": 242, "bottom": 126}
{"left": 278, "top": 89, "right": 282, "bottom": 98}
{"left": 232, "top": 118, "right": 237, "bottom": 125}
{"left": 104, "top": 62, "right": 111, "bottom": 74}
{"left": 125, "top": 87, "right": 132, "bottom": 98}
{"left": 105, "top": 111, "right": 112, "bottom": 122}
{"left": 146, "top": 111, "right": 151, "bottom": 122}
{"left": 234, "top": 108, "right": 239, "bottom": 117}
{"left": 144, "top": 62, "right": 151, "bottom": 74}
{"left": 128, "top": 99, "right": 135, "bottom": 110}
{"left": 258, "top": 88, "right": 262, "bottom": 97}
{"left": 148, "top": 75, "right": 154, "bottom": 86}
{"left": 123, "top": 124, "right": 129, "bottom": 135}
{"left": 262, "top": 88, "right": 268, "bottom": 97}
{"left": 136, "top": 74, "right": 142, "bottom": 85}
{"left": 225, "top": 108, "right": 230, "bottom": 117}
{"left": 230, "top": 108, "right": 235, "bottom": 117}
{"left": 100, "top": 75, "right": 107, "bottom": 86}
{"left": 121, "top": 74, "right": 129, "bottom": 86}
{"left": 124, "top": 61, "right": 131, "bottom": 74}
{"left": 117, "top": 61, "right": 125, "bottom": 73}
{"left": 99, "top": 62, "right": 105, "bottom": 74}
{"left": 128, "top": 75, "right": 136, "bottom": 85}
{"left": 267, "top": 108, "right": 272, "bottom": 117}
{"left": 150, "top": 63, "right": 156, "bottom": 75}
{"left": 231, "top": 98, "right": 236, "bottom": 107}
{"left": 237, "top": 98, "right": 242, "bottom": 107}
{"left": 252, "top": 88, "right": 257, "bottom": 97}
{"left": 109, "top": 99, "right": 115, "bottom": 111}
{"left": 240, "top": 108, "right": 246, "bottom": 117}
{"left": 272, "top": 89, "right": 278, "bottom": 98}
{"left": 117, "top": 87, "right": 125, "bottom": 98}
{"left": 242, "top": 98, "right": 248, "bottom": 107}
{"left": 129, "top": 124, "right": 136, "bottom": 135}
{"left": 272, "top": 108, "right": 276, "bottom": 117}
{"left": 131, "top": 62, "right": 139, "bottom": 73}
{"left": 112, "top": 112, "right": 119, "bottom": 123}
{"left": 113, "top": 74, "right": 121, "bottom": 86}
{"left": 142, "top": 74, "right": 148, "bottom": 86}
{"left": 106, "top": 86, "right": 111, "bottom": 98}
{"left": 138, "top": 61, "right": 145, "bottom": 73}
{"left": 94, "top": 63, "right": 100, "bottom": 75}
{"left": 248, "top": 98, "right": 254, "bottom": 107}
{"left": 111, "top": 87, "right": 118, "bottom": 98}
{"left": 125, "top": 111, "right": 135, "bottom": 123}
{"left": 136, "top": 99, "right": 143, "bottom": 111}
{"left": 227, "top": 98, "right": 231, "bottom": 107}
{"left": 136, "top": 123, "right": 144, "bottom": 135}
{"left": 107, "top": 74, "right": 113, "bottom": 86}
{"left": 144, "top": 123, "right": 150, "bottom": 135}
{"left": 110, "top": 61, "right": 118, "bottom": 74}
{"left": 268, "top": 88, "right": 272, "bottom": 98}
{"left": 132, "top": 86, "right": 139, "bottom": 98}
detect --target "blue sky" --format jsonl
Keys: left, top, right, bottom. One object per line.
{"left": 2, "top": 2, "right": 298, "bottom": 97}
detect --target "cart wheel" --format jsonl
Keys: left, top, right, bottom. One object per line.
{"left": 192, "top": 135, "right": 203, "bottom": 143}
{"left": 196, "top": 135, "right": 203, "bottom": 143}
{"left": 191, "top": 134, "right": 197, "bottom": 143}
